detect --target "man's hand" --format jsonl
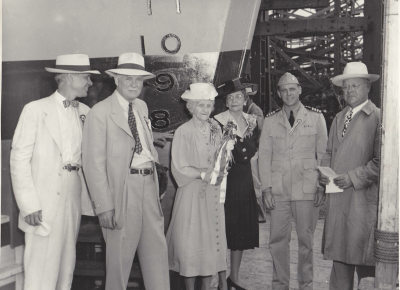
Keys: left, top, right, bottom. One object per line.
{"left": 153, "top": 132, "right": 174, "bottom": 147}
{"left": 24, "top": 210, "right": 42, "bottom": 226}
{"left": 314, "top": 188, "right": 326, "bottom": 207}
{"left": 262, "top": 188, "right": 275, "bottom": 210}
{"left": 318, "top": 171, "right": 330, "bottom": 186}
{"left": 333, "top": 173, "right": 353, "bottom": 189}
{"left": 98, "top": 209, "right": 116, "bottom": 230}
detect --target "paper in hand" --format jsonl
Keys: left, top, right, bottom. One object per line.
{"left": 317, "top": 166, "right": 343, "bottom": 193}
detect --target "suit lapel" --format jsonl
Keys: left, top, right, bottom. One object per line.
{"left": 278, "top": 110, "right": 292, "bottom": 131}
{"left": 131, "top": 100, "right": 156, "bottom": 156}
{"left": 336, "top": 108, "right": 348, "bottom": 142}
{"left": 43, "top": 94, "right": 62, "bottom": 153}
{"left": 110, "top": 93, "right": 133, "bottom": 138}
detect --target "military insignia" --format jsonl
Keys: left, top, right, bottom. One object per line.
{"left": 305, "top": 106, "right": 322, "bottom": 113}
{"left": 265, "top": 108, "right": 282, "bottom": 118}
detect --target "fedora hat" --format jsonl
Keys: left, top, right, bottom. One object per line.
{"left": 244, "top": 83, "right": 258, "bottom": 96}
{"left": 181, "top": 83, "right": 218, "bottom": 101}
{"left": 45, "top": 54, "right": 100, "bottom": 74}
{"left": 217, "top": 77, "right": 252, "bottom": 97}
{"left": 105, "top": 53, "right": 155, "bottom": 80}
{"left": 331, "top": 62, "right": 380, "bottom": 86}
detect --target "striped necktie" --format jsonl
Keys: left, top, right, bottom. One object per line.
{"left": 342, "top": 108, "right": 353, "bottom": 137}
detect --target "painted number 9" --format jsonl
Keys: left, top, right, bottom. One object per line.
{"left": 150, "top": 110, "right": 170, "bottom": 129}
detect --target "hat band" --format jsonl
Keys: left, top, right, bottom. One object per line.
{"left": 55, "top": 65, "right": 92, "bottom": 71}
{"left": 117, "top": 63, "right": 145, "bottom": 70}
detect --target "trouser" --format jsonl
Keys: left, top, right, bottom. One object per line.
{"left": 103, "top": 173, "right": 170, "bottom": 290}
{"left": 24, "top": 169, "right": 81, "bottom": 290}
{"left": 329, "top": 261, "right": 375, "bottom": 290}
{"left": 269, "top": 201, "right": 319, "bottom": 290}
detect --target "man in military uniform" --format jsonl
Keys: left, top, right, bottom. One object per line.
{"left": 259, "top": 72, "right": 328, "bottom": 290}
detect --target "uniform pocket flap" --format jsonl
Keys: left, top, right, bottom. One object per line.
{"left": 303, "top": 159, "right": 317, "bottom": 169}
{"left": 269, "top": 130, "right": 286, "bottom": 139}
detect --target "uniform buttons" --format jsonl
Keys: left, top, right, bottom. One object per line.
{"left": 206, "top": 143, "right": 209, "bottom": 145}
{"left": 217, "top": 242, "right": 219, "bottom": 245}
{"left": 217, "top": 249, "right": 220, "bottom": 252}
{"left": 290, "top": 156, "right": 293, "bottom": 159}
{"left": 216, "top": 235, "right": 219, "bottom": 238}
{"left": 290, "top": 146, "right": 293, "bottom": 149}
{"left": 242, "top": 148, "right": 246, "bottom": 152}
{"left": 215, "top": 195, "right": 217, "bottom": 198}
{"left": 244, "top": 157, "right": 248, "bottom": 160}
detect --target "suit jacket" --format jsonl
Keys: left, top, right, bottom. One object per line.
{"left": 82, "top": 91, "right": 161, "bottom": 229}
{"left": 321, "top": 100, "right": 380, "bottom": 265}
{"left": 10, "top": 92, "right": 93, "bottom": 236}
{"left": 259, "top": 103, "right": 328, "bottom": 201}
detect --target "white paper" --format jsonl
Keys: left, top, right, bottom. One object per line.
{"left": 317, "top": 166, "right": 343, "bottom": 193}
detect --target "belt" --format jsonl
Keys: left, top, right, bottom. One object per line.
{"left": 130, "top": 168, "right": 153, "bottom": 176}
{"left": 63, "top": 164, "right": 80, "bottom": 172}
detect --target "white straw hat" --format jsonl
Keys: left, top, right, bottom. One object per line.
{"left": 45, "top": 54, "right": 100, "bottom": 74}
{"left": 105, "top": 53, "right": 155, "bottom": 80}
{"left": 331, "top": 62, "right": 380, "bottom": 86}
{"left": 181, "top": 83, "right": 218, "bottom": 101}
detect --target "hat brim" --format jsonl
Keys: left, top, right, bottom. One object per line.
{"left": 218, "top": 83, "right": 252, "bottom": 97}
{"left": 331, "top": 74, "right": 380, "bottom": 86}
{"left": 45, "top": 67, "right": 100, "bottom": 74}
{"left": 105, "top": 69, "right": 155, "bottom": 80}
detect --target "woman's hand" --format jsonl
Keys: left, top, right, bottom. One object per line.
{"left": 226, "top": 140, "right": 235, "bottom": 151}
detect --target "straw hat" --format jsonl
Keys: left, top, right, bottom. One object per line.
{"left": 331, "top": 62, "right": 380, "bottom": 86}
{"left": 105, "top": 53, "right": 155, "bottom": 80}
{"left": 181, "top": 83, "right": 218, "bottom": 101}
{"left": 45, "top": 54, "right": 100, "bottom": 74}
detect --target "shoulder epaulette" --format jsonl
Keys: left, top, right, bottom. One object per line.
{"left": 265, "top": 108, "right": 282, "bottom": 118}
{"left": 305, "top": 106, "right": 322, "bottom": 114}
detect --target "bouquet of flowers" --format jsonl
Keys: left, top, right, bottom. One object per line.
{"left": 209, "top": 121, "right": 237, "bottom": 203}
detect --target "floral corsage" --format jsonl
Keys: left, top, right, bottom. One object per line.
{"left": 242, "top": 114, "right": 257, "bottom": 139}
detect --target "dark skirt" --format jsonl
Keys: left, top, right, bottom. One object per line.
{"left": 224, "top": 162, "right": 259, "bottom": 251}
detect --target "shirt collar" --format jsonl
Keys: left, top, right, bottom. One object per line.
{"left": 349, "top": 99, "right": 368, "bottom": 116}
{"left": 283, "top": 102, "right": 301, "bottom": 119}
{"left": 116, "top": 90, "right": 130, "bottom": 112}
{"left": 54, "top": 90, "right": 68, "bottom": 108}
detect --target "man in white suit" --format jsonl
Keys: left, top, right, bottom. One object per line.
{"left": 82, "top": 52, "right": 170, "bottom": 290}
{"left": 10, "top": 54, "right": 99, "bottom": 290}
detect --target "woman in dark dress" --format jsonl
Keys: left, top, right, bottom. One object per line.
{"left": 214, "top": 78, "right": 260, "bottom": 290}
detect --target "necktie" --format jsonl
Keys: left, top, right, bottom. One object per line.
{"left": 289, "top": 110, "right": 295, "bottom": 127}
{"left": 342, "top": 108, "right": 353, "bottom": 137}
{"left": 63, "top": 100, "right": 79, "bottom": 108}
{"left": 128, "top": 102, "right": 143, "bottom": 154}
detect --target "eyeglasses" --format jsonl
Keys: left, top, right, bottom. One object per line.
{"left": 227, "top": 94, "right": 244, "bottom": 101}
{"left": 342, "top": 83, "right": 367, "bottom": 92}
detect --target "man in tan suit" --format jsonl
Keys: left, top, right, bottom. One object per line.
{"left": 10, "top": 54, "right": 98, "bottom": 290}
{"left": 82, "top": 52, "right": 170, "bottom": 290}
{"left": 259, "top": 73, "right": 327, "bottom": 290}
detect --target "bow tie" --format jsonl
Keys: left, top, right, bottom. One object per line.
{"left": 63, "top": 100, "right": 79, "bottom": 108}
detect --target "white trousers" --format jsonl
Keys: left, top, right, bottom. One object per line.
{"left": 24, "top": 170, "right": 81, "bottom": 290}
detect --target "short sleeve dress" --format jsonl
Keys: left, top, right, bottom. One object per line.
{"left": 166, "top": 119, "right": 227, "bottom": 277}
{"left": 214, "top": 111, "right": 259, "bottom": 251}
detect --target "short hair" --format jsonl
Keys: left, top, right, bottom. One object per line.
{"left": 186, "top": 99, "right": 215, "bottom": 115}
{"left": 54, "top": 73, "right": 67, "bottom": 85}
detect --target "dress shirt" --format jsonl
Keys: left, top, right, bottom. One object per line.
{"left": 54, "top": 91, "right": 82, "bottom": 165}
{"left": 283, "top": 102, "right": 301, "bottom": 120}
{"left": 116, "top": 91, "right": 154, "bottom": 168}
{"left": 348, "top": 99, "right": 368, "bottom": 117}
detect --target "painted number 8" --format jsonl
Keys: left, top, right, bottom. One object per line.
{"left": 150, "top": 110, "right": 170, "bottom": 129}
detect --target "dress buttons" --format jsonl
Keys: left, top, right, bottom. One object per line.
{"left": 244, "top": 157, "right": 248, "bottom": 160}
{"left": 242, "top": 148, "right": 246, "bottom": 152}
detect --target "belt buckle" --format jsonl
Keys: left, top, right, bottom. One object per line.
{"left": 65, "top": 164, "right": 72, "bottom": 172}
{"left": 141, "top": 169, "right": 148, "bottom": 176}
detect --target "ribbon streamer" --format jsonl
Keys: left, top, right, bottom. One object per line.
{"left": 289, "top": 119, "right": 302, "bottom": 135}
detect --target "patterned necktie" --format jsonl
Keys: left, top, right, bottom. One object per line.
{"left": 342, "top": 108, "right": 353, "bottom": 137}
{"left": 289, "top": 110, "right": 295, "bottom": 127}
{"left": 63, "top": 100, "right": 79, "bottom": 108}
{"left": 128, "top": 102, "right": 143, "bottom": 154}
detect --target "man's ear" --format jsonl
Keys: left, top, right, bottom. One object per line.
{"left": 277, "top": 90, "right": 281, "bottom": 99}
{"left": 298, "top": 85, "right": 302, "bottom": 94}
{"left": 66, "top": 73, "right": 74, "bottom": 83}
{"left": 114, "top": 76, "right": 119, "bottom": 87}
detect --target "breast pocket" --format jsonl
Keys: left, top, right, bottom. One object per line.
{"left": 271, "top": 161, "right": 284, "bottom": 196}
{"left": 269, "top": 130, "right": 286, "bottom": 153}
{"left": 299, "top": 127, "right": 317, "bottom": 149}
{"left": 302, "top": 159, "right": 318, "bottom": 193}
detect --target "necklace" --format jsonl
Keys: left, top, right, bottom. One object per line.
{"left": 193, "top": 121, "right": 209, "bottom": 135}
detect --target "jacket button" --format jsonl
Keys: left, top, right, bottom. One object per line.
{"left": 244, "top": 157, "right": 248, "bottom": 160}
{"left": 242, "top": 148, "right": 246, "bottom": 152}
